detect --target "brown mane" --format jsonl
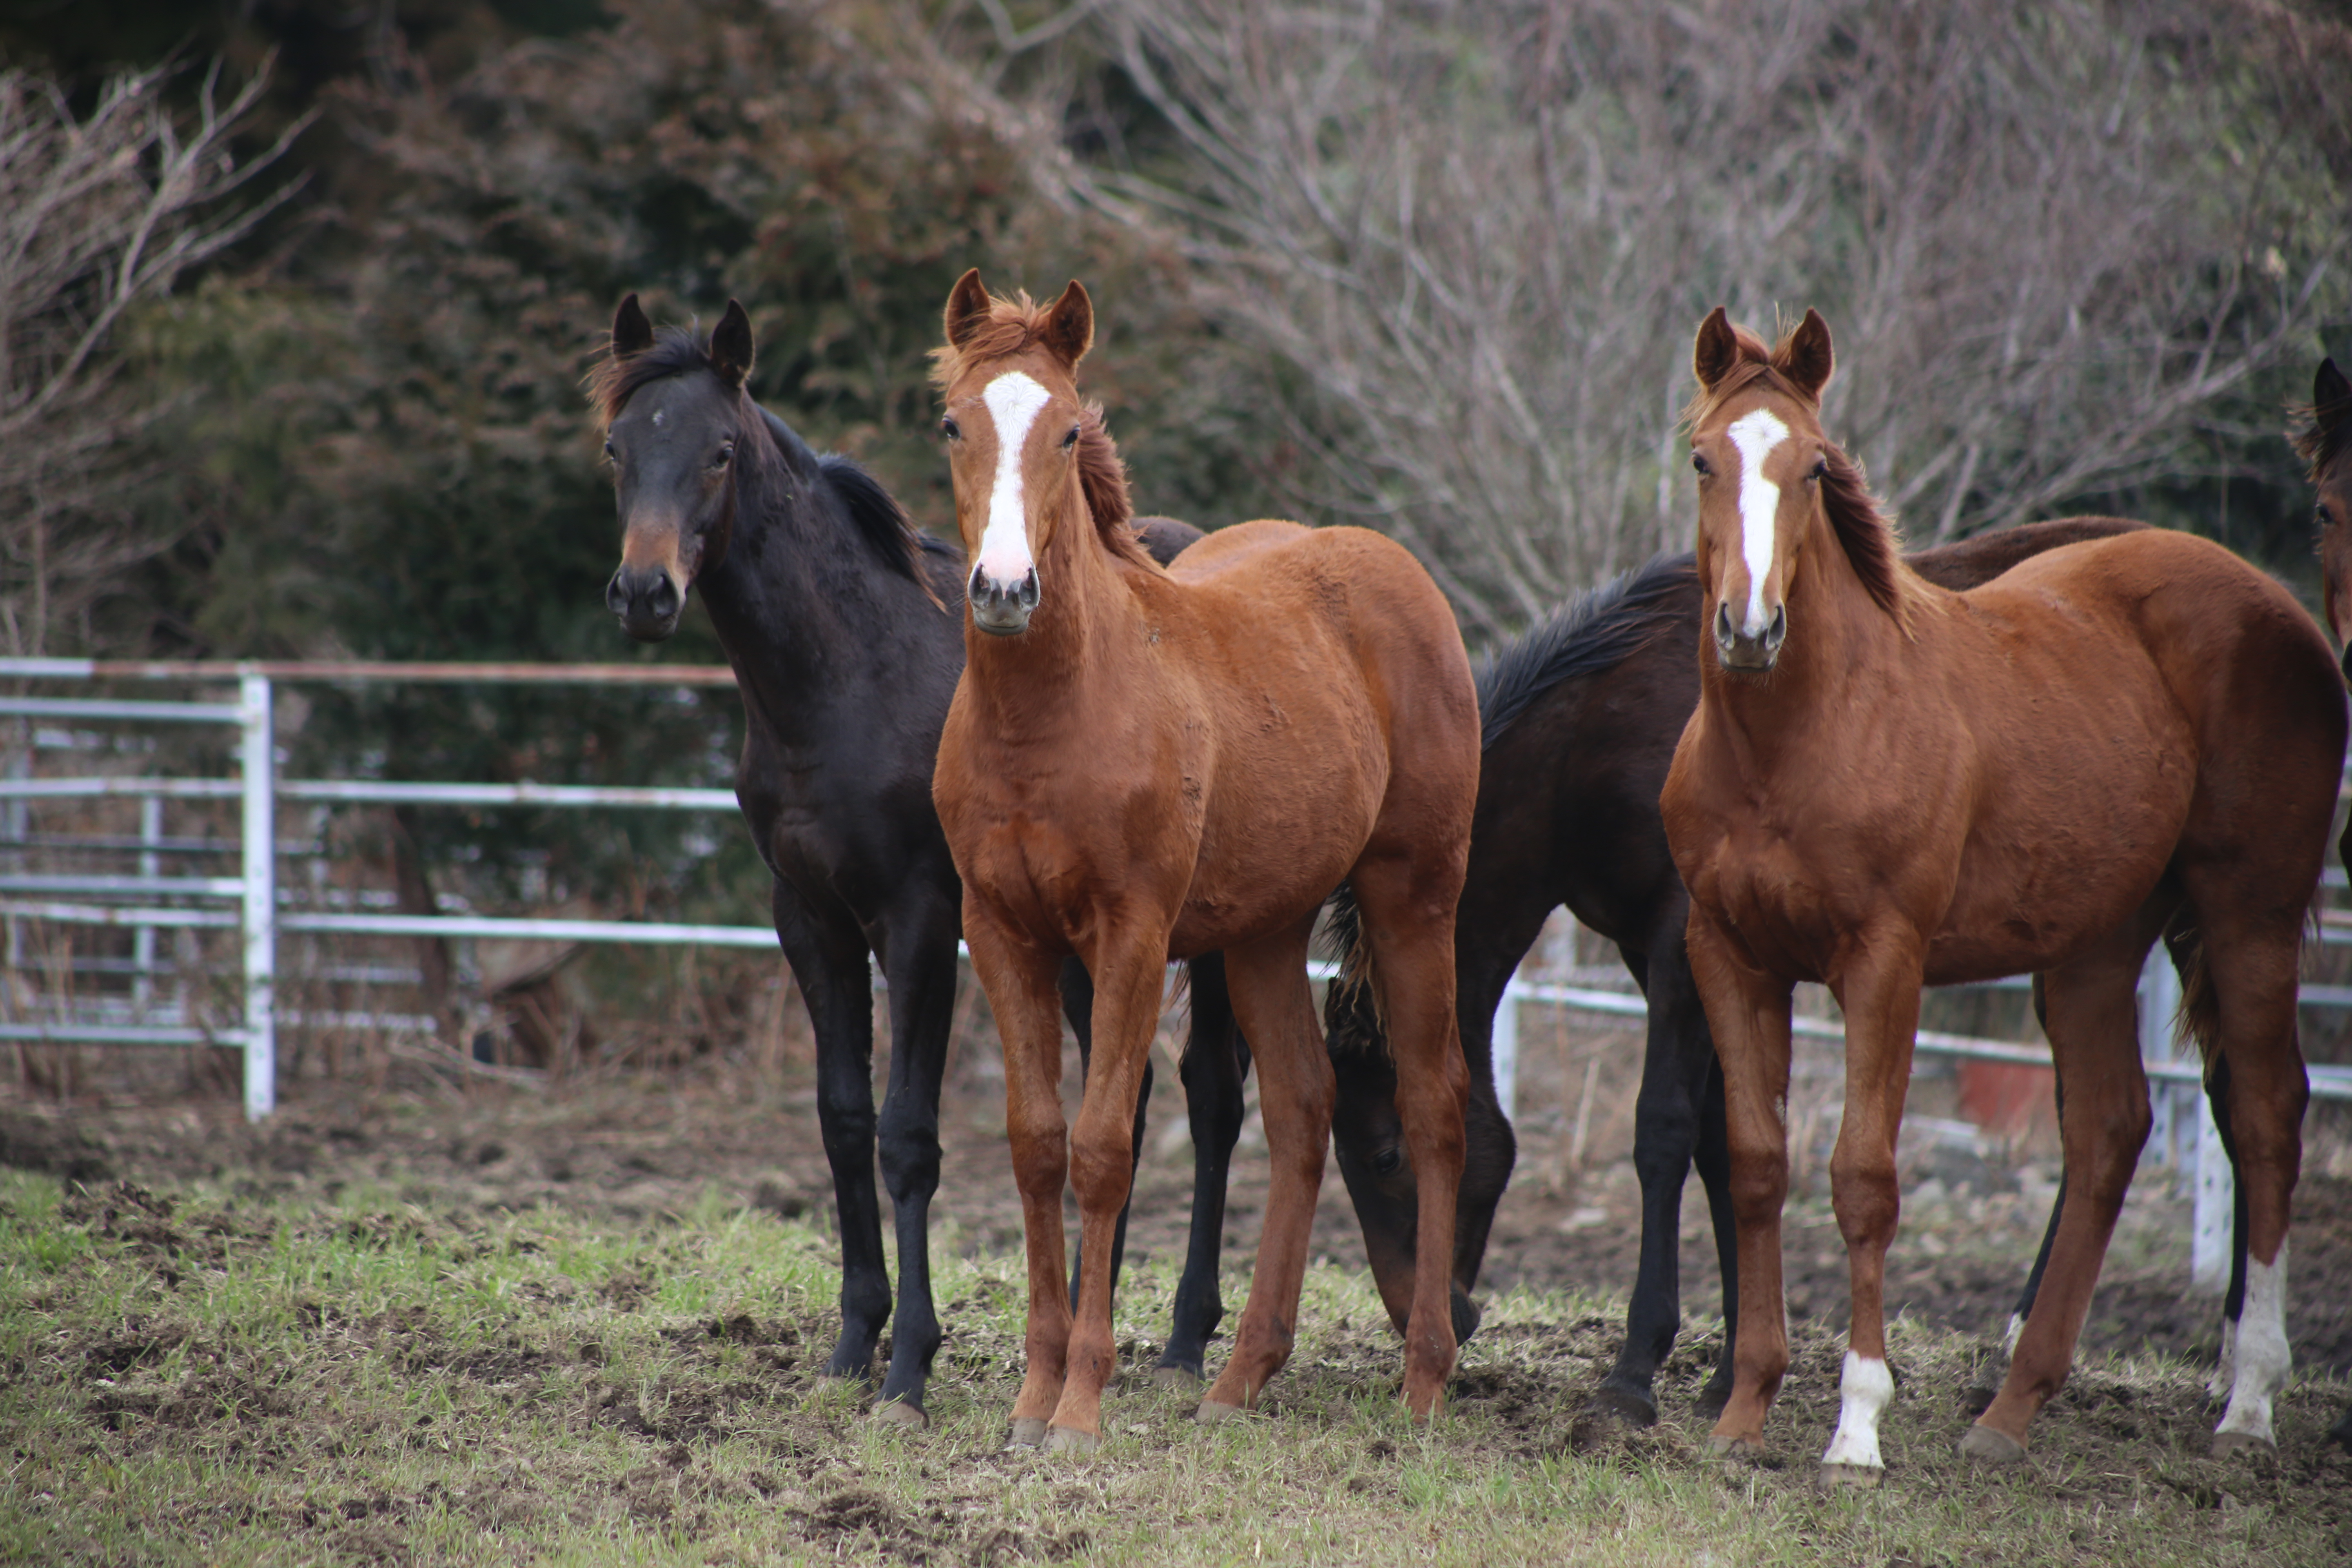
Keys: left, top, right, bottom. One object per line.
{"left": 2291, "top": 392, "right": 2351, "bottom": 483}
{"left": 1682, "top": 320, "right": 1917, "bottom": 630}
{"left": 930, "top": 288, "right": 1157, "bottom": 572}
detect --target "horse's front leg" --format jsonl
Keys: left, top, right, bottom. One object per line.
{"left": 1686, "top": 911, "right": 1795, "bottom": 1459}
{"left": 1047, "top": 925, "right": 1173, "bottom": 1452}
{"left": 964, "top": 909, "right": 1077, "bottom": 1449}
{"left": 1819, "top": 929, "right": 1928, "bottom": 1488}
{"left": 766, "top": 879, "right": 889, "bottom": 1383}
{"left": 870, "top": 889, "right": 962, "bottom": 1425}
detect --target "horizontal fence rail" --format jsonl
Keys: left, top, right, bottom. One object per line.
{"left": 3, "top": 651, "right": 2348, "bottom": 1289}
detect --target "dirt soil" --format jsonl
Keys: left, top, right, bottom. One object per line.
{"left": 11, "top": 1016, "right": 2349, "bottom": 1391}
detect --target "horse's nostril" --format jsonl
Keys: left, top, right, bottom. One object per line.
{"left": 649, "top": 577, "right": 679, "bottom": 617}
{"left": 1714, "top": 601, "right": 1735, "bottom": 646}
{"left": 605, "top": 573, "right": 629, "bottom": 617}
{"left": 1766, "top": 604, "right": 1787, "bottom": 647}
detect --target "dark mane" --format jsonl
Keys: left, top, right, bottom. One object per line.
{"left": 1681, "top": 324, "right": 1917, "bottom": 630}
{"left": 1474, "top": 553, "right": 1694, "bottom": 749}
{"left": 2292, "top": 391, "right": 2352, "bottom": 481}
{"left": 815, "top": 452, "right": 938, "bottom": 602}
{"left": 929, "top": 288, "right": 1157, "bottom": 572}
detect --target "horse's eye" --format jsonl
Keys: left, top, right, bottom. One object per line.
{"left": 2321, "top": 504, "right": 2338, "bottom": 530}
{"left": 710, "top": 443, "right": 734, "bottom": 470}
{"left": 1371, "top": 1146, "right": 1405, "bottom": 1177}
{"left": 603, "top": 439, "right": 617, "bottom": 461}
{"left": 1690, "top": 454, "right": 1711, "bottom": 476}
{"left": 1809, "top": 459, "right": 1828, "bottom": 481}
{"left": 1062, "top": 425, "right": 1081, "bottom": 450}
{"left": 941, "top": 416, "right": 960, "bottom": 440}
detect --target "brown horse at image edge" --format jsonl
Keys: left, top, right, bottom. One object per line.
{"left": 1661, "top": 307, "right": 2345, "bottom": 1485}
{"left": 929, "top": 270, "right": 1479, "bottom": 1450}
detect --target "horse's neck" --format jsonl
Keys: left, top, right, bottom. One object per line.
{"left": 1700, "top": 525, "right": 1906, "bottom": 766}
{"left": 961, "top": 504, "right": 1126, "bottom": 733}
{"left": 696, "top": 459, "right": 911, "bottom": 744}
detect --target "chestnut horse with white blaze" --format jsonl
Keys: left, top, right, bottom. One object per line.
{"left": 1661, "top": 308, "right": 2344, "bottom": 1485}
{"left": 929, "top": 271, "right": 1479, "bottom": 1451}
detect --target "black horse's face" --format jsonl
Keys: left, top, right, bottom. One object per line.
{"left": 604, "top": 370, "right": 743, "bottom": 641}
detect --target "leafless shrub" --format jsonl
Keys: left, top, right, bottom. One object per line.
{"left": 1078, "top": 0, "right": 2350, "bottom": 635}
{"left": 0, "top": 60, "right": 307, "bottom": 657}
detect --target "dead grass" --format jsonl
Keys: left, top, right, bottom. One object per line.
{"left": 1, "top": 1160, "right": 2348, "bottom": 1568}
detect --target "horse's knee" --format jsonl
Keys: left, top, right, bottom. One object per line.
{"left": 1068, "top": 1123, "right": 1135, "bottom": 1212}
{"left": 1726, "top": 1146, "right": 1788, "bottom": 1223}
{"left": 876, "top": 1111, "right": 942, "bottom": 1199}
{"left": 1828, "top": 1149, "right": 1899, "bottom": 1245}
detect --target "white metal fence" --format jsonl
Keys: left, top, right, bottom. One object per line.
{"left": 4, "top": 655, "right": 2349, "bottom": 1288}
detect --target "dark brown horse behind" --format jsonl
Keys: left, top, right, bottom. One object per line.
{"left": 1662, "top": 308, "right": 2344, "bottom": 1485}
{"left": 929, "top": 271, "right": 1479, "bottom": 1451}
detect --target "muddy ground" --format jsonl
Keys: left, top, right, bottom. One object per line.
{"left": 10, "top": 999, "right": 2349, "bottom": 1392}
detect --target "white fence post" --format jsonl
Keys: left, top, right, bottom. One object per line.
{"left": 239, "top": 670, "right": 276, "bottom": 1120}
{"left": 2192, "top": 1088, "right": 2233, "bottom": 1292}
{"left": 2139, "top": 947, "right": 2184, "bottom": 1165}
{"left": 1492, "top": 980, "right": 1519, "bottom": 1124}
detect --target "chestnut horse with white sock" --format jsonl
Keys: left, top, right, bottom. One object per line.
{"left": 1660, "top": 307, "right": 2344, "bottom": 1485}
{"left": 929, "top": 271, "right": 1478, "bottom": 1451}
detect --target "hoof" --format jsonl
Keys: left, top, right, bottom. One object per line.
{"left": 1818, "top": 1462, "right": 1882, "bottom": 1491}
{"left": 2210, "top": 1430, "right": 2276, "bottom": 1459}
{"left": 1194, "top": 1398, "right": 1247, "bottom": 1425}
{"left": 872, "top": 1399, "right": 927, "bottom": 1430}
{"left": 1709, "top": 1433, "right": 1764, "bottom": 1461}
{"left": 1045, "top": 1425, "right": 1100, "bottom": 1455}
{"left": 1577, "top": 1384, "right": 1659, "bottom": 1432}
{"left": 1006, "top": 1417, "right": 1048, "bottom": 1450}
{"left": 1958, "top": 1423, "right": 2028, "bottom": 1465}
{"left": 1151, "top": 1363, "right": 1203, "bottom": 1390}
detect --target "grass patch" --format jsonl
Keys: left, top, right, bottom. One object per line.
{"left": 0, "top": 1165, "right": 2347, "bottom": 1565}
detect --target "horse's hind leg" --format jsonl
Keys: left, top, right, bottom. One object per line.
{"left": 1159, "top": 951, "right": 1249, "bottom": 1385}
{"left": 768, "top": 879, "right": 890, "bottom": 1383}
{"left": 1058, "top": 958, "right": 1154, "bottom": 1312}
{"left": 1198, "top": 920, "right": 1336, "bottom": 1419}
{"left": 1968, "top": 975, "right": 2066, "bottom": 1416}
{"left": 2188, "top": 902, "right": 2309, "bottom": 1455}
{"left": 870, "top": 891, "right": 962, "bottom": 1425}
{"left": 1342, "top": 855, "right": 1470, "bottom": 1421}
{"left": 1968, "top": 914, "right": 2158, "bottom": 1462}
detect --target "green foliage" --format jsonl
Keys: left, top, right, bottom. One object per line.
{"left": 65, "top": 0, "right": 1258, "bottom": 926}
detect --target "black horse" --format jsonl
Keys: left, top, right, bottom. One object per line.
{"left": 1322, "top": 515, "right": 2145, "bottom": 1428}
{"left": 593, "top": 296, "right": 1248, "bottom": 1420}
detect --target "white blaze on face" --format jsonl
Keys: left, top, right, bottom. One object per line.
{"left": 975, "top": 371, "right": 1052, "bottom": 589}
{"left": 1726, "top": 407, "right": 1791, "bottom": 636}
{"left": 2215, "top": 1243, "right": 2290, "bottom": 1448}
{"left": 1819, "top": 1349, "right": 1894, "bottom": 1472}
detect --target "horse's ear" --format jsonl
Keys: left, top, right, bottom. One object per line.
{"left": 1038, "top": 280, "right": 1094, "bottom": 368}
{"left": 2318, "top": 357, "right": 2350, "bottom": 428}
{"left": 1779, "top": 308, "right": 1835, "bottom": 402}
{"left": 612, "top": 293, "right": 655, "bottom": 358}
{"left": 1693, "top": 307, "right": 1740, "bottom": 392}
{"left": 945, "top": 269, "right": 993, "bottom": 352}
{"left": 710, "top": 300, "right": 755, "bottom": 388}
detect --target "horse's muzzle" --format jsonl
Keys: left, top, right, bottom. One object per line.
{"left": 969, "top": 565, "right": 1040, "bottom": 637}
{"left": 1714, "top": 601, "right": 1785, "bottom": 672}
{"left": 607, "top": 564, "right": 684, "bottom": 641}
